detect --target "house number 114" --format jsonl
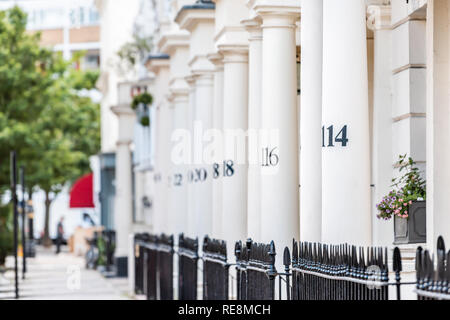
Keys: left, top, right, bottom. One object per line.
{"left": 322, "top": 125, "right": 348, "bottom": 147}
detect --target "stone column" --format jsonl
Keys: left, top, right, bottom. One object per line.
{"left": 256, "top": 1, "right": 300, "bottom": 253}
{"left": 426, "top": 0, "right": 450, "bottom": 249}
{"left": 299, "top": 0, "right": 323, "bottom": 242}
{"left": 243, "top": 17, "right": 262, "bottom": 241}
{"left": 111, "top": 105, "right": 136, "bottom": 277}
{"left": 146, "top": 56, "right": 171, "bottom": 235}
{"left": 185, "top": 74, "right": 197, "bottom": 238}
{"left": 220, "top": 45, "right": 249, "bottom": 249}
{"left": 367, "top": 5, "right": 393, "bottom": 246}
{"left": 207, "top": 53, "right": 225, "bottom": 239}
{"left": 193, "top": 72, "right": 214, "bottom": 238}
{"left": 321, "top": 0, "right": 371, "bottom": 245}
{"left": 170, "top": 89, "right": 190, "bottom": 236}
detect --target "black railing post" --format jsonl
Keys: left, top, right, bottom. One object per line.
{"left": 393, "top": 247, "right": 402, "bottom": 300}
{"left": 267, "top": 241, "right": 276, "bottom": 300}
{"left": 283, "top": 247, "right": 291, "bottom": 300}
{"left": 19, "top": 166, "right": 26, "bottom": 279}
{"left": 10, "top": 151, "right": 19, "bottom": 299}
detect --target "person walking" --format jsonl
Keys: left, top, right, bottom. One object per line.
{"left": 56, "top": 217, "right": 64, "bottom": 254}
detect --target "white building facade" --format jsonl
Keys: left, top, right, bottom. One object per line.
{"left": 105, "top": 0, "right": 450, "bottom": 296}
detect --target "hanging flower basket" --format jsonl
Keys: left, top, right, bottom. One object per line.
{"left": 131, "top": 92, "right": 153, "bottom": 127}
{"left": 131, "top": 92, "right": 153, "bottom": 110}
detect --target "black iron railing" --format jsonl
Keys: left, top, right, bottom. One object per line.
{"left": 132, "top": 232, "right": 450, "bottom": 300}
{"left": 178, "top": 234, "right": 199, "bottom": 300}
{"left": 158, "top": 234, "right": 174, "bottom": 300}
{"left": 235, "top": 239, "right": 278, "bottom": 300}
{"left": 202, "top": 236, "right": 229, "bottom": 300}
{"left": 416, "top": 236, "right": 450, "bottom": 300}
{"left": 288, "top": 241, "right": 390, "bottom": 300}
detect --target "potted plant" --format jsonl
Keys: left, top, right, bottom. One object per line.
{"left": 131, "top": 92, "right": 153, "bottom": 127}
{"left": 376, "top": 155, "right": 426, "bottom": 244}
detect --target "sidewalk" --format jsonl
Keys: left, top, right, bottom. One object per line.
{"left": 0, "top": 246, "right": 132, "bottom": 300}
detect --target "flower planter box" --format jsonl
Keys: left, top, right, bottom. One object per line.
{"left": 394, "top": 201, "right": 426, "bottom": 244}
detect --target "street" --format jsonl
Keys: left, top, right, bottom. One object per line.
{"left": 0, "top": 246, "right": 131, "bottom": 300}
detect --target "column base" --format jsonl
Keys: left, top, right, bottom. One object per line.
{"left": 115, "top": 256, "right": 128, "bottom": 278}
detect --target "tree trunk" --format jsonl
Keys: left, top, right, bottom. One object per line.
{"left": 43, "top": 190, "right": 52, "bottom": 247}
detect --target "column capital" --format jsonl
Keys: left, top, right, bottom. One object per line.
{"left": 111, "top": 104, "right": 135, "bottom": 117}
{"left": 242, "top": 17, "right": 262, "bottom": 41}
{"left": 169, "top": 87, "right": 190, "bottom": 101}
{"left": 116, "top": 139, "right": 133, "bottom": 147}
{"left": 218, "top": 44, "right": 249, "bottom": 63}
{"left": 193, "top": 71, "right": 214, "bottom": 86}
{"left": 207, "top": 52, "right": 224, "bottom": 70}
{"left": 254, "top": 0, "right": 300, "bottom": 27}
{"left": 185, "top": 74, "right": 198, "bottom": 88}
{"left": 367, "top": 5, "right": 391, "bottom": 31}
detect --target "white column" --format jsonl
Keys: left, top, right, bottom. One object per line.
{"left": 257, "top": 3, "right": 300, "bottom": 254}
{"left": 299, "top": 0, "right": 323, "bottom": 242}
{"left": 185, "top": 75, "right": 197, "bottom": 238}
{"left": 111, "top": 105, "right": 135, "bottom": 275}
{"left": 153, "top": 103, "right": 165, "bottom": 234}
{"left": 367, "top": 5, "right": 393, "bottom": 246}
{"left": 157, "top": 101, "right": 171, "bottom": 234}
{"left": 243, "top": 17, "right": 263, "bottom": 241}
{"left": 208, "top": 53, "right": 225, "bottom": 239}
{"left": 426, "top": 0, "right": 450, "bottom": 249}
{"left": 128, "top": 233, "right": 135, "bottom": 295}
{"left": 193, "top": 73, "right": 214, "bottom": 239}
{"left": 322, "top": 0, "right": 371, "bottom": 245}
{"left": 220, "top": 46, "right": 249, "bottom": 250}
{"left": 170, "top": 90, "right": 190, "bottom": 236}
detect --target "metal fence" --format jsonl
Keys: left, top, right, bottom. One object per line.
{"left": 102, "top": 230, "right": 116, "bottom": 272}
{"left": 178, "top": 234, "right": 199, "bottom": 300}
{"left": 416, "top": 236, "right": 450, "bottom": 300}
{"left": 235, "top": 239, "right": 278, "bottom": 300}
{"left": 288, "top": 240, "right": 391, "bottom": 300}
{"left": 202, "top": 236, "right": 228, "bottom": 300}
{"left": 134, "top": 233, "right": 158, "bottom": 299}
{"left": 158, "top": 234, "right": 174, "bottom": 300}
{"left": 132, "top": 232, "right": 450, "bottom": 300}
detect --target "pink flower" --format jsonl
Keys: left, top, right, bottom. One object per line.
{"left": 409, "top": 201, "right": 412, "bottom": 205}
{"left": 404, "top": 203, "right": 408, "bottom": 206}
{"left": 399, "top": 199, "right": 404, "bottom": 202}
{"left": 395, "top": 210, "right": 400, "bottom": 214}
{"left": 404, "top": 211, "right": 408, "bottom": 214}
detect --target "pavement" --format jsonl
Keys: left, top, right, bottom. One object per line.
{"left": 0, "top": 246, "right": 132, "bottom": 300}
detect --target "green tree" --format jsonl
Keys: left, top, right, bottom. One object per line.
{"left": 25, "top": 56, "right": 100, "bottom": 245}
{"left": 0, "top": 7, "right": 55, "bottom": 259}
{"left": 0, "top": 6, "right": 100, "bottom": 250}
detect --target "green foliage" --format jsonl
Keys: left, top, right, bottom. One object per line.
{"left": 131, "top": 92, "right": 153, "bottom": 110}
{"left": 391, "top": 154, "right": 426, "bottom": 200}
{"left": 0, "top": 6, "right": 55, "bottom": 194}
{"left": 140, "top": 116, "right": 150, "bottom": 127}
{"left": 0, "top": 205, "right": 12, "bottom": 265}
{"left": 376, "top": 155, "right": 426, "bottom": 220}
{"left": 96, "top": 234, "right": 106, "bottom": 266}
{"left": 117, "top": 33, "right": 153, "bottom": 73}
{"left": 0, "top": 6, "right": 101, "bottom": 249}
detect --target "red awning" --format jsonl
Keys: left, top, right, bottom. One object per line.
{"left": 69, "top": 173, "right": 94, "bottom": 208}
